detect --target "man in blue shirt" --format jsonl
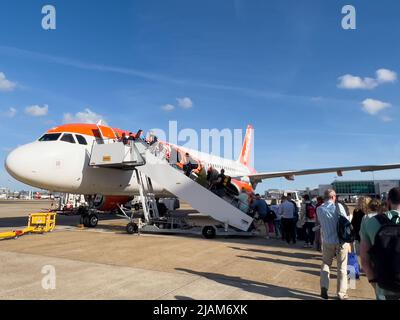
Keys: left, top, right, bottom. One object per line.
{"left": 317, "top": 189, "right": 349, "bottom": 300}
{"left": 251, "top": 194, "right": 272, "bottom": 239}
{"left": 279, "top": 196, "right": 296, "bottom": 244}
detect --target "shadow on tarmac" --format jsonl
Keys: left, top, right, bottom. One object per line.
{"left": 298, "top": 269, "right": 337, "bottom": 279}
{"left": 236, "top": 255, "right": 321, "bottom": 269}
{"left": 175, "top": 268, "right": 322, "bottom": 300}
{"left": 229, "top": 247, "right": 322, "bottom": 260}
{"left": 228, "top": 247, "right": 341, "bottom": 274}
{"left": 175, "top": 295, "right": 195, "bottom": 300}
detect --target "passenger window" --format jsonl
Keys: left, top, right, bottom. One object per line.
{"left": 75, "top": 135, "right": 88, "bottom": 145}
{"left": 38, "top": 133, "right": 61, "bottom": 141}
{"left": 60, "top": 133, "right": 76, "bottom": 144}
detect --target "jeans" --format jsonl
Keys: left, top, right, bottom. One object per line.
{"left": 281, "top": 218, "right": 296, "bottom": 244}
{"left": 304, "top": 222, "right": 316, "bottom": 245}
{"left": 274, "top": 219, "right": 282, "bottom": 238}
{"left": 315, "top": 229, "right": 322, "bottom": 251}
{"left": 265, "top": 221, "right": 275, "bottom": 234}
{"left": 293, "top": 217, "right": 299, "bottom": 240}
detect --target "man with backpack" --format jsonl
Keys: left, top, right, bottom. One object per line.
{"left": 251, "top": 194, "right": 275, "bottom": 239}
{"left": 360, "top": 187, "right": 400, "bottom": 300}
{"left": 301, "top": 195, "right": 317, "bottom": 248}
{"left": 317, "top": 189, "right": 350, "bottom": 300}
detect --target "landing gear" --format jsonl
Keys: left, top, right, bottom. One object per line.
{"left": 88, "top": 214, "right": 99, "bottom": 228}
{"left": 202, "top": 226, "right": 216, "bottom": 239}
{"left": 81, "top": 212, "right": 99, "bottom": 228}
{"left": 79, "top": 205, "right": 99, "bottom": 228}
{"left": 126, "top": 222, "right": 138, "bottom": 234}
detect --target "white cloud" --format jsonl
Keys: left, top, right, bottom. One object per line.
{"left": 338, "top": 68, "right": 397, "bottom": 90}
{"left": 25, "top": 104, "right": 48, "bottom": 117}
{"left": 361, "top": 98, "right": 391, "bottom": 115}
{"left": 63, "top": 108, "right": 105, "bottom": 124}
{"left": 5, "top": 107, "right": 17, "bottom": 118}
{"left": 376, "top": 68, "right": 397, "bottom": 83}
{"left": 161, "top": 104, "right": 175, "bottom": 112}
{"left": 338, "top": 74, "right": 377, "bottom": 90}
{"left": 176, "top": 97, "right": 193, "bottom": 109}
{"left": 0, "top": 72, "right": 16, "bottom": 91}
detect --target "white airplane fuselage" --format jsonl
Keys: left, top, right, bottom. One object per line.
{"left": 5, "top": 126, "right": 254, "bottom": 196}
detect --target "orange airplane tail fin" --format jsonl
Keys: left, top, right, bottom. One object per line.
{"left": 238, "top": 124, "right": 254, "bottom": 168}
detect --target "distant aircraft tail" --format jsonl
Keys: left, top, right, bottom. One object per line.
{"left": 238, "top": 124, "right": 254, "bottom": 168}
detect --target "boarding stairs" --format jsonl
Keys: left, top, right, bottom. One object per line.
{"left": 135, "top": 169, "right": 160, "bottom": 223}
{"left": 89, "top": 139, "right": 254, "bottom": 232}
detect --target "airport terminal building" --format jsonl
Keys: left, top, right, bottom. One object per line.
{"left": 318, "top": 180, "right": 400, "bottom": 198}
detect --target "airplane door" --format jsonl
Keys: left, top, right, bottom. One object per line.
{"left": 97, "top": 124, "right": 117, "bottom": 143}
{"left": 99, "top": 125, "right": 117, "bottom": 140}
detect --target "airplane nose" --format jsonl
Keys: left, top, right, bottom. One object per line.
{"left": 5, "top": 146, "right": 28, "bottom": 181}
{"left": 5, "top": 143, "right": 43, "bottom": 186}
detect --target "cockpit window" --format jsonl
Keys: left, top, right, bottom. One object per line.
{"left": 60, "top": 133, "right": 76, "bottom": 144}
{"left": 38, "top": 133, "right": 61, "bottom": 142}
{"left": 75, "top": 134, "right": 88, "bottom": 145}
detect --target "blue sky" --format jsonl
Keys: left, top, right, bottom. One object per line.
{"left": 1, "top": 0, "right": 400, "bottom": 193}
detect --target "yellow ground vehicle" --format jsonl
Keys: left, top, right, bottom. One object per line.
{"left": 0, "top": 212, "right": 56, "bottom": 240}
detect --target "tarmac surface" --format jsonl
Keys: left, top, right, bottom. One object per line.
{"left": 0, "top": 200, "right": 375, "bottom": 300}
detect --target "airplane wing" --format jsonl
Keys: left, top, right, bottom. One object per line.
{"left": 235, "top": 164, "right": 400, "bottom": 183}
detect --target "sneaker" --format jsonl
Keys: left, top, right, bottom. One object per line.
{"left": 338, "top": 294, "right": 349, "bottom": 300}
{"left": 321, "top": 288, "right": 329, "bottom": 300}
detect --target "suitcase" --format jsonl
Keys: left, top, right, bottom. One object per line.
{"left": 348, "top": 251, "right": 361, "bottom": 279}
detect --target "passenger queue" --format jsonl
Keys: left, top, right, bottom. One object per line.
{"left": 113, "top": 130, "right": 400, "bottom": 300}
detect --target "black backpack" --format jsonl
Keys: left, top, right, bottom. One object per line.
{"left": 336, "top": 203, "right": 355, "bottom": 243}
{"left": 369, "top": 213, "right": 400, "bottom": 292}
{"left": 265, "top": 206, "right": 277, "bottom": 222}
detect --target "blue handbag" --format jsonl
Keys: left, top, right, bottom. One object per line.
{"left": 348, "top": 252, "right": 361, "bottom": 279}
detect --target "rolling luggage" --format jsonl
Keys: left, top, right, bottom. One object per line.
{"left": 348, "top": 244, "right": 361, "bottom": 279}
